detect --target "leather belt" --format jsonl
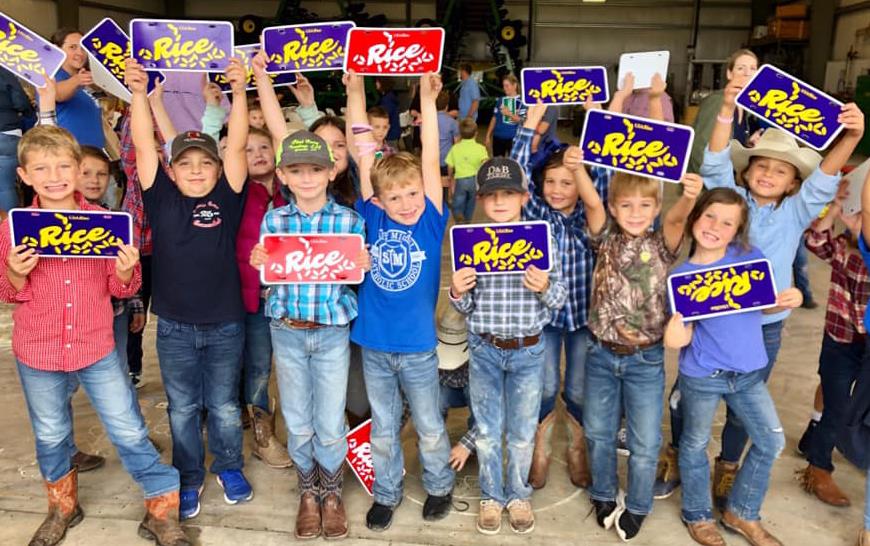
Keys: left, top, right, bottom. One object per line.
{"left": 479, "top": 332, "right": 541, "bottom": 350}
{"left": 592, "top": 334, "right": 659, "bottom": 356}
{"left": 281, "top": 318, "right": 325, "bottom": 330}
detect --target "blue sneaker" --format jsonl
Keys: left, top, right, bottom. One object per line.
{"left": 216, "top": 469, "right": 254, "bottom": 504}
{"left": 179, "top": 485, "right": 204, "bottom": 520}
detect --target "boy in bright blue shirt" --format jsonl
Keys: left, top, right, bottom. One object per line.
{"left": 345, "top": 71, "right": 455, "bottom": 531}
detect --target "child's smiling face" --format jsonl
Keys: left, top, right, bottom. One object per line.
{"left": 480, "top": 189, "right": 528, "bottom": 223}
{"left": 609, "top": 191, "right": 661, "bottom": 237}
{"left": 692, "top": 202, "right": 742, "bottom": 253}
{"left": 78, "top": 156, "right": 110, "bottom": 202}
{"left": 744, "top": 157, "right": 798, "bottom": 207}
{"left": 245, "top": 133, "right": 275, "bottom": 179}
{"left": 542, "top": 165, "right": 580, "bottom": 215}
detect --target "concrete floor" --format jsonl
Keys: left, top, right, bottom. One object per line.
{"left": 0, "top": 187, "right": 866, "bottom": 546}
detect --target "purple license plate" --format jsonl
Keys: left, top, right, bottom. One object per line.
{"left": 736, "top": 64, "right": 844, "bottom": 151}
{"left": 580, "top": 109, "right": 695, "bottom": 183}
{"left": 450, "top": 221, "right": 551, "bottom": 275}
{"left": 81, "top": 18, "right": 163, "bottom": 96}
{"left": 668, "top": 259, "right": 778, "bottom": 321}
{"left": 9, "top": 209, "right": 133, "bottom": 259}
{"left": 263, "top": 21, "right": 355, "bottom": 73}
{"left": 208, "top": 44, "right": 296, "bottom": 93}
{"left": 0, "top": 11, "right": 65, "bottom": 88}
{"left": 521, "top": 66, "right": 609, "bottom": 106}
{"left": 130, "top": 19, "right": 234, "bottom": 72}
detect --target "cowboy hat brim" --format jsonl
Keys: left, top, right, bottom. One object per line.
{"left": 729, "top": 133, "right": 821, "bottom": 181}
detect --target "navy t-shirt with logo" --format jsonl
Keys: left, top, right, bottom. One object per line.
{"left": 143, "top": 169, "right": 245, "bottom": 324}
{"left": 351, "top": 197, "right": 448, "bottom": 352}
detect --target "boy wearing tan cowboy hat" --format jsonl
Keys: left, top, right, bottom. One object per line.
{"left": 689, "top": 74, "right": 864, "bottom": 544}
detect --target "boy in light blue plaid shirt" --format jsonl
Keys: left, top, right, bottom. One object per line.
{"left": 250, "top": 131, "right": 366, "bottom": 540}
{"left": 449, "top": 157, "right": 567, "bottom": 535}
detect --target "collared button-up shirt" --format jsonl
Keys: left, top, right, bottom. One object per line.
{"left": 513, "top": 126, "right": 610, "bottom": 331}
{"left": 450, "top": 235, "right": 567, "bottom": 338}
{"left": 262, "top": 197, "right": 365, "bottom": 325}
{"left": 0, "top": 194, "right": 142, "bottom": 371}
{"left": 806, "top": 228, "right": 870, "bottom": 343}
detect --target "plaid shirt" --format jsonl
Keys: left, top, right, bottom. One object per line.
{"left": 805, "top": 228, "right": 870, "bottom": 343}
{"left": 451, "top": 236, "right": 567, "bottom": 338}
{"left": 119, "top": 114, "right": 169, "bottom": 255}
{"left": 261, "top": 198, "right": 365, "bottom": 325}
{"left": 513, "top": 126, "right": 610, "bottom": 331}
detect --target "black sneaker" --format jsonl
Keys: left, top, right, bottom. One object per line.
{"left": 366, "top": 502, "right": 396, "bottom": 531}
{"left": 797, "top": 419, "right": 818, "bottom": 457}
{"left": 422, "top": 493, "right": 452, "bottom": 521}
{"left": 615, "top": 510, "right": 646, "bottom": 541}
{"left": 590, "top": 499, "right": 619, "bottom": 529}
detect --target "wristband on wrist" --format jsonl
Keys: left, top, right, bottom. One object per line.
{"left": 716, "top": 114, "right": 734, "bottom": 124}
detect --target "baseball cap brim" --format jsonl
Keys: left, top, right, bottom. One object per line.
{"left": 477, "top": 181, "right": 526, "bottom": 195}
{"left": 170, "top": 141, "right": 221, "bottom": 165}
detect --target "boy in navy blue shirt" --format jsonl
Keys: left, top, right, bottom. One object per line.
{"left": 346, "top": 71, "right": 455, "bottom": 531}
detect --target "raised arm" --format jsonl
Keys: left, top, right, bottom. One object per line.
{"left": 564, "top": 147, "right": 607, "bottom": 234}
{"left": 663, "top": 173, "right": 703, "bottom": 253}
{"left": 648, "top": 73, "right": 665, "bottom": 122}
{"left": 148, "top": 79, "right": 177, "bottom": 145}
{"left": 55, "top": 69, "right": 91, "bottom": 103}
{"left": 252, "top": 50, "right": 288, "bottom": 149}
{"left": 419, "top": 72, "right": 443, "bottom": 211}
{"left": 820, "top": 103, "right": 865, "bottom": 176}
{"left": 224, "top": 57, "right": 250, "bottom": 193}
{"left": 609, "top": 72, "right": 634, "bottom": 114}
{"left": 344, "top": 71, "right": 375, "bottom": 200}
{"left": 709, "top": 76, "right": 746, "bottom": 153}
{"left": 862, "top": 163, "right": 870, "bottom": 245}
{"left": 125, "top": 58, "right": 158, "bottom": 190}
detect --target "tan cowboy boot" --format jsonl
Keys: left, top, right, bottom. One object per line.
{"left": 295, "top": 465, "right": 321, "bottom": 540}
{"left": 319, "top": 464, "right": 348, "bottom": 540}
{"left": 249, "top": 401, "right": 293, "bottom": 468}
{"left": 797, "top": 464, "right": 851, "bottom": 507}
{"left": 528, "top": 411, "right": 556, "bottom": 489}
{"left": 138, "top": 491, "right": 191, "bottom": 546}
{"left": 721, "top": 510, "right": 783, "bottom": 546}
{"left": 712, "top": 457, "right": 738, "bottom": 513}
{"left": 29, "top": 467, "right": 84, "bottom": 546}
{"left": 565, "top": 410, "right": 591, "bottom": 488}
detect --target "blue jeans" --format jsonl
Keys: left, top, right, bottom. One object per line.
{"left": 17, "top": 352, "right": 178, "bottom": 496}
{"left": 0, "top": 132, "right": 20, "bottom": 213}
{"left": 679, "top": 370, "right": 784, "bottom": 522}
{"left": 451, "top": 177, "right": 476, "bottom": 221}
{"left": 271, "top": 320, "right": 350, "bottom": 474}
{"left": 113, "top": 308, "right": 130, "bottom": 376}
{"left": 362, "top": 348, "right": 454, "bottom": 506}
{"left": 584, "top": 340, "right": 665, "bottom": 515}
{"left": 155, "top": 318, "right": 245, "bottom": 489}
{"left": 468, "top": 332, "right": 544, "bottom": 506}
{"left": 720, "top": 320, "right": 784, "bottom": 463}
{"left": 242, "top": 299, "right": 273, "bottom": 410}
{"left": 865, "top": 473, "right": 870, "bottom": 530}
{"left": 540, "top": 325, "right": 589, "bottom": 423}
{"left": 807, "top": 333, "right": 865, "bottom": 471}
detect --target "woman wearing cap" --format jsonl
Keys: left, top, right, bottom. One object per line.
{"left": 689, "top": 71, "right": 865, "bottom": 540}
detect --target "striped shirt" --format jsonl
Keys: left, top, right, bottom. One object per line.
{"left": 0, "top": 194, "right": 142, "bottom": 371}
{"left": 261, "top": 197, "right": 365, "bottom": 325}
{"left": 513, "top": 126, "right": 611, "bottom": 331}
{"left": 451, "top": 235, "right": 568, "bottom": 338}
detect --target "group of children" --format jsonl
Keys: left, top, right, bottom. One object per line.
{"left": 2, "top": 39, "right": 870, "bottom": 546}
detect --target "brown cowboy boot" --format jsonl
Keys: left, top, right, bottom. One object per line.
{"left": 712, "top": 457, "right": 738, "bottom": 513}
{"left": 138, "top": 491, "right": 191, "bottom": 546}
{"left": 295, "top": 465, "right": 321, "bottom": 540}
{"left": 721, "top": 510, "right": 783, "bottom": 546}
{"left": 249, "top": 402, "right": 293, "bottom": 469}
{"left": 29, "top": 467, "right": 84, "bottom": 546}
{"left": 319, "top": 464, "right": 348, "bottom": 540}
{"left": 797, "top": 464, "right": 851, "bottom": 507}
{"left": 565, "top": 410, "right": 591, "bottom": 488}
{"left": 528, "top": 411, "right": 556, "bottom": 489}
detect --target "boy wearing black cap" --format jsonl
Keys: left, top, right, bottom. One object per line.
{"left": 249, "top": 130, "right": 366, "bottom": 540}
{"left": 449, "top": 157, "right": 567, "bottom": 535}
{"left": 127, "top": 57, "right": 253, "bottom": 521}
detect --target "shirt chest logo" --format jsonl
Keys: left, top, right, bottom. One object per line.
{"left": 192, "top": 200, "right": 222, "bottom": 228}
{"left": 370, "top": 228, "right": 425, "bottom": 292}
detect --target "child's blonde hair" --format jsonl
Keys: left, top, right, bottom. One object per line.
{"left": 370, "top": 152, "right": 422, "bottom": 197}
{"left": 608, "top": 172, "right": 662, "bottom": 203}
{"left": 18, "top": 126, "right": 81, "bottom": 167}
